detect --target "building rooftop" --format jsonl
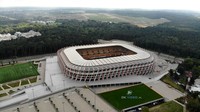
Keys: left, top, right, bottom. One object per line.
{"left": 63, "top": 43, "right": 151, "bottom": 66}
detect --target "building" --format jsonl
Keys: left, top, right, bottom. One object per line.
{"left": 57, "top": 43, "right": 155, "bottom": 82}
{"left": 189, "top": 79, "right": 200, "bottom": 93}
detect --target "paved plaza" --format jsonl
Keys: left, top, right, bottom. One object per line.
{"left": 44, "top": 55, "right": 176, "bottom": 92}
{"left": 1, "top": 88, "right": 116, "bottom": 112}
{"left": 146, "top": 81, "right": 184, "bottom": 101}
{"left": 0, "top": 40, "right": 181, "bottom": 111}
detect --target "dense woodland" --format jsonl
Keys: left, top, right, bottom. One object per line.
{"left": 0, "top": 9, "right": 200, "bottom": 60}
{"left": 175, "top": 58, "right": 200, "bottom": 112}
{"left": 0, "top": 19, "right": 200, "bottom": 59}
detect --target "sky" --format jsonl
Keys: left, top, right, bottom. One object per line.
{"left": 0, "top": 0, "right": 200, "bottom": 12}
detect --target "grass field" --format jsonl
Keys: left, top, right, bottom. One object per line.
{"left": 21, "top": 80, "right": 29, "bottom": 85}
{"left": 29, "top": 77, "right": 37, "bottom": 83}
{"left": 99, "top": 84, "right": 163, "bottom": 111}
{"left": 0, "top": 62, "right": 39, "bottom": 83}
{"left": 85, "top": 13, "right": 169, "bottom": 27}
{"left": 161, "top": 75, "right": 185, "bottom": 93}
{"left": 149, "top": 101, "right": 183, "bottom": 112}
{"left": 7, "top": 81, "right": 20, "bottom": 88}
{"left": 0, "top": 93, "right": 7, "bottom": 97}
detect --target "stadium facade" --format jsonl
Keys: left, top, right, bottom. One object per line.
{"left": 57, "top": 43, "right": 155, "bottom": 82}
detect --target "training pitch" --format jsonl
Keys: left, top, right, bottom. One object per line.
{"left": 99, "top": 84, "right": 163, "bottom": 111}
{"left": 0, "top": 62, "right": 39, "bottom": 83}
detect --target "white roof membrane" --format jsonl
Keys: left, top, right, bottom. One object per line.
{"left": 63, "top": 43, "right": 150, "bottom": 66}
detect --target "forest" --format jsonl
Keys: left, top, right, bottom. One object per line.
{"left": 0, "top": 9, "right": 200, "bottom": 60}
{"left": 175, "top": 58, "right": 200, "bottom": 112}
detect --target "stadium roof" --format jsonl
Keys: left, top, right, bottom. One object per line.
{"left": 63, "top": 43, "right": 151, "bottom": 66}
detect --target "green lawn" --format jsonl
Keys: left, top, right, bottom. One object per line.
{"left": 99, "top": 84, "right": 163, "bottom": 111}
{"left": 161, "top": 75, "right": 185, "bottom": 93}
{"left": 86, "top": 13, "right": 169, "bottom": 27}
{"left": 21, "top": 80, "right": 29, "bottom": 85}
{"left": 7, "top": 81, "right": 20, "bottom": 87}
{"left": 29, "top": 77, "right": 37, "bottom": 83}
{"left": 0, "top": 62, "right": 39, "bottom": 83}
{"left": 2, "top": 85, "right": 10, "bottom": 89}
{"left": 0, "top": 93, "right": 7, "bottom": 97}
{"left": 87, "top": 13, "right": 122, "bottom": 23}
{"left": 149, "top": 101, "right": 183, "bottom": 112}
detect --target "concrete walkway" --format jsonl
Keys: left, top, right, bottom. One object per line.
{"left": 173, "top": 99, "right": 186, "bottom": 112}
{"left": 146, "top": 81, "right": 184, "bottom": 101}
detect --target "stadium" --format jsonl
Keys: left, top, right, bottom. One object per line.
{"left": 57, "top": 43, "right": 155, "bottom": 82}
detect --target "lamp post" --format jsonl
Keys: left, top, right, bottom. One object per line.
{"left": 94, "top": 88, "right": 96, "bottom": 109}
{"left": 63, "top": 79, "right": 65, "bottom": 89}
{"left": 32, "top": 88, "right": 35, "bottom": 98}
{"left": 50, "top": 74, "right": 53, "bottom": 86}
{"left": 62, "top": 102, "right": 65, "bottom": 112}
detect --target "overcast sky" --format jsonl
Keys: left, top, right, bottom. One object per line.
{"left": 0, "top": 0, "right": 200, "bottom": 12}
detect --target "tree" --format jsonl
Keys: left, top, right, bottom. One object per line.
{"left": 192, "top": 66, "right": 200, "bottom": 79}
{"left": 187, "top": 98, "right": 200, "bottom": 112}
{"left": 0, "top": 60, "right": 3, "bottom": 66}
{"left": 169, "top": 69, "right": 174, "bottom": 77}
{"left": 1, "top": 19, "right": 200, "bottom": 59}
{"left": 141, "top": 106, "right": 149, "bottom": 112}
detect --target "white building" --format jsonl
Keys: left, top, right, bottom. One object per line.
{"left": 57, "top": 43, "right": 155, "bottom": 82}
{"left": 0, "top": 30, "right": 41, "bottom": 42}
{"left": 189, "top": 79, "right": 200, "bottom": 92}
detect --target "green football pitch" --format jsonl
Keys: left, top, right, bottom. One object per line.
{"left": 0, "top": 62, "right": 39, "bottom": 83}
{"left": 99, "top": 84, "right": 163, "bottom": 111}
